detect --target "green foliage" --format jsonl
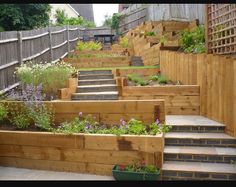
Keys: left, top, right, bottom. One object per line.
{"left": 127, "top": 119, "right": 147, "bottom": 135}
{"left": 0, "top": 103, "right": 8, "bottom": 121}
{"left": 118, "top": 161, "right": 160, "bottom": 174}
{"left": 179, "top": 26, "right": 205, "bottom": 53}
{"left": 148, "top": 75, "right": 159, "bottom": 81}
{"left": 76, "top": 41, "right": 102, "bottom": 51}
{"left": 149, "top": 122, "right": 172, "bottom": 135}
{"left": 127, "top": 74, "right": 149, "bottom": 86}
{"left": 54, "top": 9, "right": 96, "bottom": 28}
{"left": 15, "top": 61, "right": 76, "bottom": 97}
{"left": 160, "top": 35, "right": 167, "bottom": 44}
{"left": 111, "top": 13, "right": 121, "bottom": 34}
{"left": 144, "top": 31, "right": 156, "bottom": 36}
{"left": 29, "top": 105, "right": 53, "bottom": 131}
{"left": 0, "top": 4, "right": 51, "bottom": 31}
{"left": 158, "top": 75, "right": 169, "bottom": 84}
{"left": 119, "top": 37, "right": 129, "bottom": 48}
{"left": 103, "top": 14, "right": 112, "bottom": 27}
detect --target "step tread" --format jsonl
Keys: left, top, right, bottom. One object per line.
{"left": 165, "top": 132, "right": 235, "bottom": 139}
{"left": 72, "top": 91, "right": 118, "bottom": 95}
{"left": 164, "top": 146, "right": 236, "bottom": 156}
{"left": 166, "top": 115, "right": 225, "bottom": 127}
{"left": 77, "top": 84, "right": 117, "bottom": 88}
{"left": 162, "top": 161, "right": 236, "bottom": 174}
{"left": 78, "top": 79, "right": 115, "bottom": 82}
{"left": 79, "top": 74, "right": 113, "bottom": 77}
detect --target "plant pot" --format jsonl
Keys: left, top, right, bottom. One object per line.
{"left": 112, "top": 165, "right": 160, "bottom": 181}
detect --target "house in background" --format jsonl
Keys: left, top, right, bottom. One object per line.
{"left": 118, "top": 4, "right": 130, "bottom": 12}
{"left": 50, "top": 4, "right": 79, "bottom": 24}
{"left": 49, "top": 4, "right": 94, "bottom": 24}
{"left": 70, "top": 4, "right": 94, "bottom": 23}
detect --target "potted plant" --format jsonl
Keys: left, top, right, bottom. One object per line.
{"left": 112, "top": 160, "right": 160, "bottom": 181}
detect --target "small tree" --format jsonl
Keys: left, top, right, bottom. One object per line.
{"left": 111, "top": 13, "right": 121, "bottom": 35}
{"left": 103, "top": 14, "right": 112, "bottom": 27}
{"left": 54, "top": 9, "right": 67, "bottom": 25}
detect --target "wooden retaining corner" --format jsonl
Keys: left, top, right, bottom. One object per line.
{"left": 58, "top": 78, "right": 78, "bottom": 100}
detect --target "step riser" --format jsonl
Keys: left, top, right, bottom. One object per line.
{"left": 164, "top": 153, "right": 236, "bottom": 164}
{"left": 79, "top": 70, "right": 112, "bottom": 75}
{"left": 72, "top": 95, "right": 118, "bottom": 100}
{"left": 162, "top": 171, "right": 236, "bottom": 180}
{"left": 165, "top": 138, "right": 236, "bottom": 147}
{"left": 79, "top": 75, "right": 113, "bottom": 80}
{"left": 78, "top": 80, "right": 116, "bottom": 85}
{"left": 170, "top": 126, "right": 225, "bottom": 133}
{"left": 77, "top": 86, "right": 117, "bottom": 93}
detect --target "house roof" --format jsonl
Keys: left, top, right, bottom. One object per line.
{"left": 69, "top": 4, "right": 94, "bottom": 22}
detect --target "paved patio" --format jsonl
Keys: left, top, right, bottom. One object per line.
{"left": 0, "top": 166, "right": 114, "bottom": 180}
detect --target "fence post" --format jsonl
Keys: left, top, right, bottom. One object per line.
{"left": 48, "top": 26, "right": 53, "bottom": 62}
{"left": 67, "top": 25, "right": 70, "bottom": 53}
{"left": 17, "top": 31, "right": 23, "bottom": 65}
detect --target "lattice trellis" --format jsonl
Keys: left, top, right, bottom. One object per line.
{"left": 206, "top": 4, "right": 236, "bottom": 54}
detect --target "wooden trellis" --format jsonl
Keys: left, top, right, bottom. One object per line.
{"left": 206, "top": 4, "right": 236, "bottom": 54}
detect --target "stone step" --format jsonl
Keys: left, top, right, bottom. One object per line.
{"left": 78, "top": 79, "right": 116, "bottom": 86}
{"left": 166, "top": 115, "right": 225, "bottom": 133}
{"left": 77, "top": 84, "right": 117, "bottom": 93}
{"left": 164, "top": 146, "right": 236, "bottom": 163}
{"left": 165, "top": 132, "right": 236, "bottom": 147}
{"left": 79, "top": 70, "right": 112, "bottom": 75}
{"left": 162, "top": 161, "right": 236, "bottom": 180}
{"left": 168, "top": 124, "right": 225, "bottom": 133}
{"left": 78, "top": 74, "right": 113, "bottom": 80}
{"left": 71, "top": 91, "right": 118, "bottom": 100}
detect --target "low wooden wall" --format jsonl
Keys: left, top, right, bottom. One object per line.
{"left": 160, "top": 50, "right": 236, "bottom": 138}
{"left": 119, "top": 84, "right": 200, "bottom": 115}
{"left": 114, "top": 67, "right": 160, "bottom": 77}
{"left": 63, "top": 56, "right": 131, "bottom": 68}
{"left": 0, "top": 130, "right": 164, "bottom": 176}
{"left": 2, "top": 100, "right": 165, "bottom": 126}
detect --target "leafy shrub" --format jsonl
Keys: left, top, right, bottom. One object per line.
{"left": 148, "top": 75, "right": 159, "bottom": 81}
{"left": 76, "top": 41, "right": 102, "bottom": 51}
{"left": 15, "top": 61, "right": 76, "bottom": 98}
{"left": 158, "top": 75, "right": 169, "bottom": 84}
{"left": 160, "top": 35, "right": 167, "bottom": 44}
{"left": 119, "top": 37, "right": 129, "bottom": 48}
{"left": 144, "top": 31, "right": 156, "bottom": 36}
{"left": 0, "top": 103, "right": 8, "bottom": 121}
{"left": 55, "top": 113, "right": 171, "bottom": 136}
{"left": 127, "top": 74, "right": 149, "bottom": 86}
{"left": 179, "top": 26, "right": 205, "bottom": 53}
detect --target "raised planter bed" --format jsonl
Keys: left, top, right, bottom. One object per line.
{"left": 2, "top": 100, "right": 165, "bottom": 126}
{"left": 0, "top": 130, "right": 164, "bottom": 176}
{"left": 117, "top": 82, "right": 200, "bottom": 115}
{"left": 63, "top": 56, "right": 131, "bottom": 68}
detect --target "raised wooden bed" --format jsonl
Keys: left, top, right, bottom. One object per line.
{"left": 118, "top": 84, "right": 200, "bottom": 115}
{"left": 63, "top": 56, "right": 131, "bottom": 68}
{"left": 3, "top": 100, "right": 165, "bottom": 126}
{"left": 0, "top": 130, "right": 164, "bottom": 176}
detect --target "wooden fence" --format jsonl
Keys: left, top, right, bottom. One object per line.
{"left": 160, "top": 50, "right": 236, "bottom": 138}
{"left": 205, "top": 4, "right": 236, "bottom": 55}
{"left": 0, "top": 25, "right": 86, "bottom": 93}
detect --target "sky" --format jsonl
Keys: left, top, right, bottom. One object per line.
{"left": 93, "top": 4, "right": 118, "bottom": 27}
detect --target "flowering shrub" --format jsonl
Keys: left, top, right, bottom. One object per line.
{"left": 76, "top": 41, "right": 102, "bottom": 51}
{"left": 119, "top": 37, "right": 129, "bottom": 48}
{"left": 15, "top": 61, "right": 76, "bottom": 99}
{"left": 55, "top": 113, "right": 172, "bottom": 136}
{"left": 117, "top": 160, "right": 159, "bottom": 174}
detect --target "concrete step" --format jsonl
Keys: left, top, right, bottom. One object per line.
{"left": 79, "top": 70, "right": 112, "bottom": 75}
{"left": 78, "top": 74, "right": 113, "bottom": 80}
{"left": 165, "top": 132, "right": 236, "bottom": 147}
{"left": 166, "top": 115, "right": 225, "bottom": 133}
{"left": 77, "top": 84, "right": 117, "bottom": 93}
{"left": 71, "top": 91, "right": 118, "bottom": 100}
{"left": 78, "top": 79, "right": 116, "bottom": 86}
{"left": 164, "top": 146, "right": 236, "bottom": 163}
{"left": 162, "top": 161, "right": 236, "bottom": 180}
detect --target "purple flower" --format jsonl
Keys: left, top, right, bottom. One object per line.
{"left": 155, "top": 118, "right": 160, "bottom": 125}
{"left": 85, "top": 124, "right": 91, "bottom": 130}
